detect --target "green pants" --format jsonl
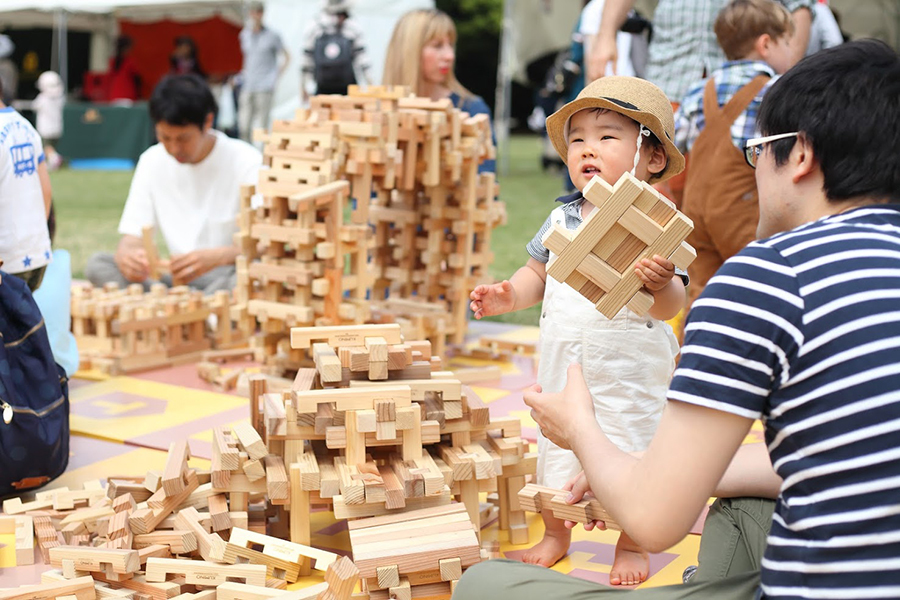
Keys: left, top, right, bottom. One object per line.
{"left": 453, "top": 497, "right": 775, "bottom": 600}
{"left": 10, "top": 266, "right": 47, "bottom": 292}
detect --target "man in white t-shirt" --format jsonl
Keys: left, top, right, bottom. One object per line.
{"left": 85, "top": 74, "right": 262, "bottom": 295}
{"left": 0, "top": 77, "right": 53, "bottom": 291}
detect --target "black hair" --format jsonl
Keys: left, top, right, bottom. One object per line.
{"left": 148, "top": 74, "right": 217, "bottom": 128}
{"left": 579, "top": 107, "right": 663, "bottom": 149}
{"left": 113, "top": 35, "right": 133, "bottom": 72}
{"left": 758, "top": 39, "right": 900, "bottom": 204}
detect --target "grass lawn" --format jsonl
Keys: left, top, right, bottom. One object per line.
{"left": 51, "top": 134, "right": 564, "bottom": 326}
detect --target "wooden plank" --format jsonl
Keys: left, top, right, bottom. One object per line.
{"left": 0, "top": 576, "right": 96, "bottom": 600}
{"left": 292, "top": 385, "right": 412, "bottom": 413}
{"left": 517, "top": 483, "right": 620, "bottom": 530}
{"left": 290, "top": 324, "right": 403, "bottom": 349}
{"left": 144, "top": 557, "right": 267, "bottom": 587}
{"left": 232, "top": 421, "right": 268, "bottom": 460}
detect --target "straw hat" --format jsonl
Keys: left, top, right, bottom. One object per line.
{"left": 546, "top": 76, "right": 685, "bottom": 183}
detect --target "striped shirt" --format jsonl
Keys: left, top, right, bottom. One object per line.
{"left": 671, "top": 205, "right": 900, "bottom": 599}
{"left": 673, "top": 60, "right": 776, "bottom": 154}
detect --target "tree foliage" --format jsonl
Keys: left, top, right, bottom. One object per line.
{"left": 436, "top": 0, "right": 502, "bottom": 109}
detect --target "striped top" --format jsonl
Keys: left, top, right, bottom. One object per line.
{"left": 670, "top": 204, "right": 900, "bottom": 599}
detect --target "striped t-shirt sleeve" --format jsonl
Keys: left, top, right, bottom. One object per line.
{"left": 669, "top": 243, "right": 804, "bottom": 419}
{"left": 526, "top": 215, "right": 553, "bottom": 263}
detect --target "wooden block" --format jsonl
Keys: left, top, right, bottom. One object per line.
{"left": 132, "top": 531, "right": 197, "bottom": 554}
{"left": 207, "top": 494, "right": 231, "bottom": 532}
{"left": 439, "top": 557, "right": 462, "bottom": 581}
{"left": 517, "top": 484, "right": 620, "bottom": 530}
{"left": 290, "top": 324, "right": 402, "bottom": 350}
{"left": 292, "top": 386, "right": 412, "bottom": 414}
{"left": 388, "top": 579, "right": 411, "bottom": 600}
{"left": 368, "top": 360, "right": 388, "bottom": 381}
{"left": 264, "top": 455, "right": 289, "bottom": 504}
{"left": 50, "top": 546, "right": 140, "bottom": 575}
{"left": 376, "top": 565, "right": 400, "bottom": 589}
{"left": 0, "top": 576, "right": 96, "bottom": 600}
{"left": 144, "top": 557, "right": 267, "bottom": 587}
{"left": 243, "top": 457, "right": 267, "bottom": 481}
{"left": 374, "top": 399, "right": 395, "bottom": 422}
{"left": 365, "top": 336, "right": 388, "bottom": 362}
{"left": 313, "top": 343, "right": 343, "bottom": 383}
{"left": 162, "top": 441, "right": 190, "bottom": 496}
{"left": 173, "top": 506, "right": 227, "bottom": 562}
{"left": 232, "top": 421, "right": 268, "bottom": 460}
{"left": 228, "top": 527, "right": 338, "bottom": 572}
{"left": 323, "top": 556, "right": 359, "bottom": 600}
{"left": 130, "top": 471, "right": 201, "bottom": 537}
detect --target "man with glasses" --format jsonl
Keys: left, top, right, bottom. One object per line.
{"left": 455, "top": 39, "right": 900, "bottom": 600}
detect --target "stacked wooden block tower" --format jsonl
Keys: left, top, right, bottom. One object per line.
{"left": 71, "top": 283, "right": 239, "bottom": 375}
{"left": 244, "top": 323, "right": 534, "bottom": 598}
{"left": 233, "top": 174, "right": 372, "bottom": 375}
{"left": 233, "top": 86, "right": 504, "bottom": 373}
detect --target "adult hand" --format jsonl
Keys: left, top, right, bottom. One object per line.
{"left": 114, "top": 245, "right": 150, "bottom": 283}
{"left": 469, "top": 280, "right": 517, "bottom": 319}
{"left": 561, "top": 472, "right": 608, "bottom": 531}
{"left": 587, "top": 32, "right": 618, "bottom": 81}
{"left": 523, "top": 363, "right": 598, "bottom": 451}
{"left": 169, "top": 248, "right": 223, "bottom": 284}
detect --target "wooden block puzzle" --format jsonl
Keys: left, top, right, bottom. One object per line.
{"left": 543, "top": 172, "right": 696, "bottom": 318}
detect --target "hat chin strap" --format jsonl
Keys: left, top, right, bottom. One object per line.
{"left": 631, "top": 125, "right": 651, "bottom": 177}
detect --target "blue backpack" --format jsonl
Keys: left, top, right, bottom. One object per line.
{"left": 0, "top": 270, "right": 70, "bottom": 498}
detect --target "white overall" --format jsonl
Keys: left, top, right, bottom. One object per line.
{"left": 536, "top": 203, "right": 680, "bottom": 488}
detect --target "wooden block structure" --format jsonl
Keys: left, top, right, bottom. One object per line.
{"left": 542, "top": 172, "right": 696, "bottom": 318}
{"left": 347, "top": 504, "right": 482, "bottom": 599}
{"left": 252, "top": 324, "right": 536, "bottom": 547}
{"left": 236, "top": 86, "right": 504, "bottom": 374}
{"left": 517, "top": 483, "right": 621, "bottom": 531}
{"left": 70, "top": 283, "right": 242, "bottom": 375}
{"left": 0, "top": 439, "right": 356, "bottom": 600}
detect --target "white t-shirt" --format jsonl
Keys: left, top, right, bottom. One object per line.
{"left": 118, "top": 130, "right": 262, "bottom": 256}
{"left": 0, "top": 107, "right": 51, "bottom": 274}
{"left": 32, "top": 93, "right": 64, "bottom": 140}
{"left": 579, "top": 0, "right": 636, "bottom": 78}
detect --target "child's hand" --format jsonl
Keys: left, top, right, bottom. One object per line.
{"left": 469, "top": 280, "right": 517, "bottom": 319}
{"left": 634, "top": 255, "right": 676, "bottom": 292}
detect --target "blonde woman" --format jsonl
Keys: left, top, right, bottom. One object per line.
{"left": 384, "top": 8, "right": 495, "bottom": 171}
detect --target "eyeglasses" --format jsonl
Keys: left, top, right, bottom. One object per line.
{"left": 744, "top": 132, "right": 799, "bottom": 169}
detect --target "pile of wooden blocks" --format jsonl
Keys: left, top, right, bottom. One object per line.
{"left": 234, "top": 86, "right": 504, "bottom": 374}
{"left": 249, "top": 324, "right": 535, "bottom": 552}
{"left": 347, "top": 504, "right": 485, "bottom": 600}
{"left": 542, "top": 172, "right": 695, "bottom": 318}
{"left": 0, "top": 440, "right": 360, "bottom": 600}
{"left": 71, "top": 283, "right": 240, "bottom": 375}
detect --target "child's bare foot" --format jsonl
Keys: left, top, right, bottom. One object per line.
{"left": 521, "top": 527, "right": 571, "bottom": 567}
{"left": 610, "top": 533, "right": 649, "bottom": 586}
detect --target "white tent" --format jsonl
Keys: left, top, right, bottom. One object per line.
{"left": 0, "top": 0, "right": 433, "bottom": 117}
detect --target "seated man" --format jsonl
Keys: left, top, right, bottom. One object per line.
{"left": 86, "top": 74, "right": 261, "bottom": 295}
{"left": 455, "top": 39, "right": 900, "bottom": 600}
